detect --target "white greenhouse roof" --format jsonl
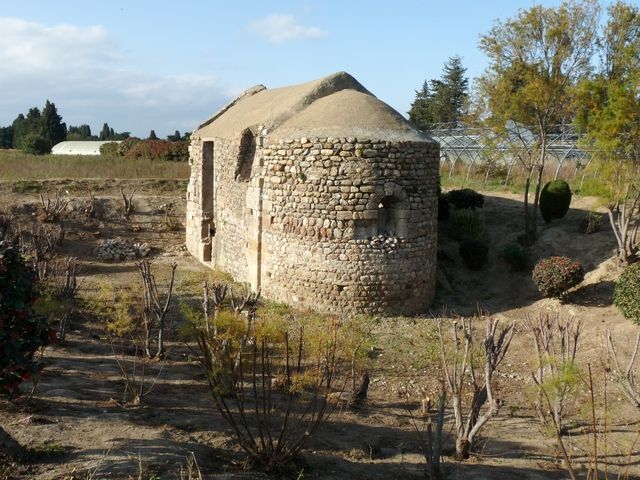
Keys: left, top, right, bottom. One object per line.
{"left": 51, "top": 141, "right": 121, "bottom": 156}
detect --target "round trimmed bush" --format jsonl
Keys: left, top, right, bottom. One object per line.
{"left": 0, "top": 242, "right": 52, "bottom": 397}
{"left": 446, "top": 188, "right": 484, "bottom": 210}
{"left": 448, "top": 208, "right": 485, "bottom": 241}
{"left": 539, "top": 180, "right": 572, "bottom": 223}
{"left": 459, "top": 238, "right": 489, "bottom": 270}
{"left": 532, "top": 256, "right": 584, "bottom": 299}
{"left": 614, "top": 263, "right": 640, "bottom": 325}
{"left": 500, "top": 243, "right": 530, "bottom": 272}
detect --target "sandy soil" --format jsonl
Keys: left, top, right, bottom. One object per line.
{"left": 0, "top": 180, "right": 639, "bottom": 480}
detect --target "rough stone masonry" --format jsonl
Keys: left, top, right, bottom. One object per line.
{"left": 185, "top": 72, "right": 439, "bottom": 315}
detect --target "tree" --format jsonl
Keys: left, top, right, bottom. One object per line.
{"left": 167, "top": 130, "right": 181, "bottom": 141}
{"left": 148, "top": 129, "right": 158, "bottom": 140}
{"left": 408, "top": 56, "right": 469, "bottom": 130}
{"left": 408, "top": 81, "right": 434, "bottom": 131}
{"left": 0, "top": 243, "right": 52, "bottom": 459}
{"left": 431, "top": 56, "right": 468, "bottom": 124}
{"left": 67, "top": 124, "right": 94, "bottom": 140}
{"left": 41, "top": 100, "right": 67, "bottom": 148}
{"left": 20, "top": 132, "right": 50, "bottom": 154}
{"left": 0, "top": 126, "right": 13, "bottom": 149}
{"left": 11, "top": 114, "right": 27, "bottom": 148}
{"left": 478, "top": 0, "right": 598, "bottom": 243}
{"left": 575, "top": 1, "right": 640, "bottom": 264}
{"left": 99, "top": 123, "right": 112, "bottom": 141}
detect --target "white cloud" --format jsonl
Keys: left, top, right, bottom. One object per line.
{"left": 0, "top": 18, "right": 230, "bottom": 137}
{"left": 249, "top": 14, "right": 327, "bottom": 44}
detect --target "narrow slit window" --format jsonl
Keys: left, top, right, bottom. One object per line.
{"left": 236, "top": 129, "right": 256, "bottom": 181}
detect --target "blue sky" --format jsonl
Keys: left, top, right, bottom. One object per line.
{"left": 0, "top": 0, "right": 604, "bottom": 138}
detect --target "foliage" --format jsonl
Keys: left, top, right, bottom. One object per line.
{"left": 445, "top": 188, "right": 484, "bottom": 210}
{"left": 67, "top": 124, "right": 93, "bottom": 140}
{"left": 574, "top": 1, "right": 640, "bottom": 264}
{"left": 614, "top": 262, "right": 640, "bottom": 324}
{"left": 539, "top": 179, "right": 572, "bottom": 223}
{"left": 459, "top": 238, "right": 489, "bottom": 270}
{"left": 20, "top": 133, "right": 50, "bottom": 155}
{"left": 409, "top": 56, "right": 469, "bottom": 130}
{"left": 126, "top": 139, "right": 189, "bottom": 161}
{"left": 7, "top": 101, "right": 67, "bottom": 153}
{"left": 577, "top": 212, "right": 604, "bottom": 234}
{"left": 113, "top": 137, "right": 188, "bottom": 161}
{"left": 447, "top": 208, "right": 486, "bottom": 241}
{"left": 478, "top": 0, "right": 598, "bottom": 242}
{"left": 41, "top": 100, "right": 67, "bottom": 148}
{"left": 0, "top": 150, "right": 189, "bottom": 181}
{"left": 532, "top": 256, "right": 584, "bottom": 299}
{"left": 0, "top": 242, "right": 52, "bottom": 398}
{"left": 187, "top": 289, "right": 345, "bottom": 472}
{"left": 500, "top": 243, "right": 530, "bottom": 271}
{"left": 99, "top": 142, "right": 120, "bottom": 156}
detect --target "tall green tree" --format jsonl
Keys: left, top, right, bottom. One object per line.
{"left": 148, "top": 129, "right": 158, "bottom": 140}
{"left": 0, "top": 126, "right": 13, "bottom": 149}
{"left": 408, "top": 81, "right": 434, "bottom": 131}
{"left": 11, "top": 114, "right": 27, "bottom": 148}
{"left": 575, "top": 1, "right": 640, "bottom": 264}
{"left": 478, "top": 0, "right": 598, "bottom": 243}
{"left": 41, "top": 100, "right": 67, "bottom": 148}
{"left": 167, "top": 130, "right": 181, "bottom": 141}
{"left": 431, "top": 56, "right": 469, "bottom": 124}
{"left": 99, "top": 123, "right": 112, "bottom": 141}
{"left": 409, "top": 56, "right": 469, "bottom": 130}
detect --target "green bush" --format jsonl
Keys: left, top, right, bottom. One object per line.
{"left": 0, "top": 242, "right": 53, "bottom": 397}
{"left": 577, "top": 212, "right": 604, "bottom": 234}
{"left": 445, "top": 188, "right": 484, "bottom": 210}
{"left": 614, "top": 263, "right": 640, "bottom": 325}
{"left": 448, "top": 208, "right": 485, "bottom": 241}
{"left": 459, "top": 238, "right": 489, "bottom": 270}
{"left": 500, "top": 243, "right": 530, "bottom": 272}
{"left": 532, "top": 256, "right": 584, "bottom": 299}
{"left": 99, "top": 141, "right": 119, "bottom": 156}
{"left": 20, "top": 133, "right": 50, "bottom": 155}
{"left": 539, "top": 179, "right": 572, "bottom": 223}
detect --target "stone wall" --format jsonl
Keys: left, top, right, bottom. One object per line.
{"left": 186, "top": 133, "right": 439, "bottom": 316}
{"left": 258, "top": 136, "right": 439, "bottom": 315}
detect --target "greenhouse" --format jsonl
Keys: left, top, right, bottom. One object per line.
{"left": 51, "top": 141, "right": 121, "bottom": 156}
{"left": 428, "top": 122, "right": 590, "bottom": 183}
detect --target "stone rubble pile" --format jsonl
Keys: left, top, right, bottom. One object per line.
{"left": 93, "top": 238, "right": 151, "bottom": 261}
{"left": 368, "top": 235, "right": 400, "bottom": 253}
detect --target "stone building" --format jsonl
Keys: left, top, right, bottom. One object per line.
{"left": 186, "top": 72, "right": 439, "bottom": 315}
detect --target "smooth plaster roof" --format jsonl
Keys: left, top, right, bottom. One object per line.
{"left": 51, "top": 141, "right": 121, "bottom": 156}
{"left": 195, "top": 72, "right": 432, "bottom": 142}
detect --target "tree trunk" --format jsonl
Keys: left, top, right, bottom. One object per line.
{"left": 0, "top": 425, "right": 24, "bottom": 460}
{"left": 455, "top": 437, "right": 471, "bottom": 460}
{"left": 523, "top": 175, "right": 531, "bottom": 243}
{"left": 349, "top": 371, "right": 369, "bottom": 410}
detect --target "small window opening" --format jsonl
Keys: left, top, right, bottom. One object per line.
{"left": 236, "top": 129, "right": 256, "bottom": 181}
{"left": 378, "top": 195, "right": 402, "bottom": 236}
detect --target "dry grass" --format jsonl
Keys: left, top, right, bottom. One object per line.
{"left": 0, "top": 150, "right": 189, "bottom": 180}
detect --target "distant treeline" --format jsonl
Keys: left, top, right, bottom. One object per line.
{"left": 0, "top": 101, "right": 190, "bottom": 161}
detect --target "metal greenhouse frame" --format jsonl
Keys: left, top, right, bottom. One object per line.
{"left": 427, "top": 122, "right": 591, "bottom": 186}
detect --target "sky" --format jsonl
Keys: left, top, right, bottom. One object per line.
{"left": 0, "top": 0, "right": 609, "bottom": 139}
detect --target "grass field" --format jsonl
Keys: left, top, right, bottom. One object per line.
{"left": 0, "top": 150, "right": 189, "bottom": 180}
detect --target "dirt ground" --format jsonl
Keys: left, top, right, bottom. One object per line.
{"left": 0, "top": 180, "right": 639, "bottom": 480}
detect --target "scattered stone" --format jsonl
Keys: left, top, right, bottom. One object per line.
{"left": 93, "top": 238, "right": 151, "bottom": 261}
